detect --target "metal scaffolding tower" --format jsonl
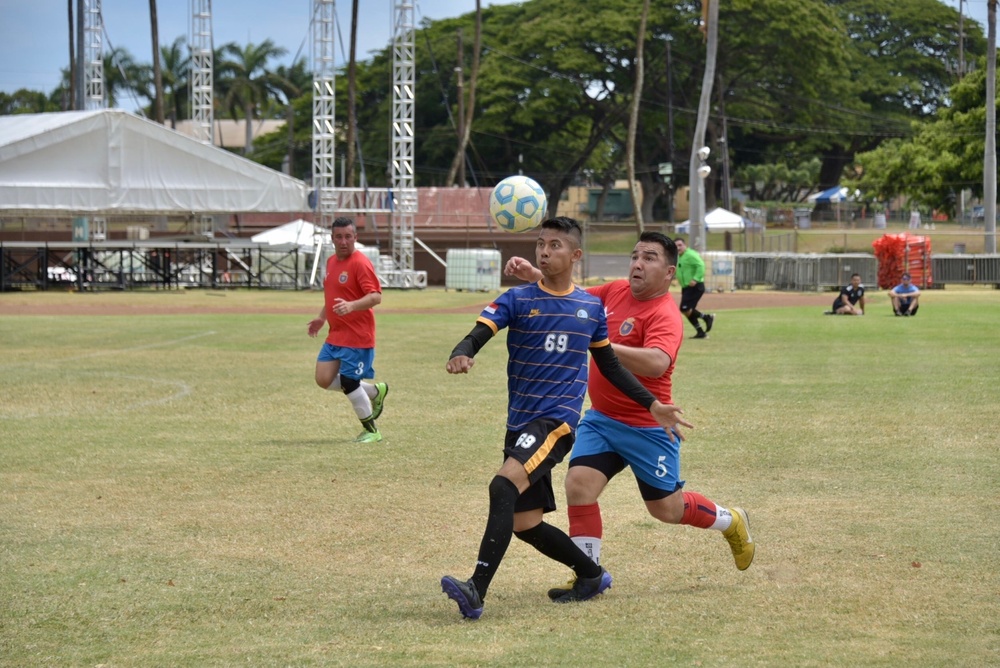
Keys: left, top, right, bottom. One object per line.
{"left": 190, "top": 0, "right": 214, "bottom": 144}
{"left": 83, "top": 0, "right": 105, "bottom": 110}
{"left": 312, "top": 0, "right": 337, "bottom": 233}
{"left": 387, "top": 0, "right": 421, "bottom": 288}
{"left": 308, "top": 0, "right": 425, "bottom": 288}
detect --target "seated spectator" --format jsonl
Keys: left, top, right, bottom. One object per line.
{"left": 826, "top": 273, "right": 866, "bottom": 315}
{"left": 889, "top": 273, "right": 920, "bottom": 316}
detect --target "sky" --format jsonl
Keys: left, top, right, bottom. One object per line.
{"left": 0, "top": 0, "right": 990, "bottom": 98}
{"left": 0, "top": 0, "right": 522, "bottom": 96}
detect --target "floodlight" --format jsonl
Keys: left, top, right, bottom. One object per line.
{"left": 697, "top": 146, "right": 711, "bottom": 161}
{"left": 697, "top": 164, "right": 712, "bottom": 179}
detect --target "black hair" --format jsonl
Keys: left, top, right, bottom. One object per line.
{"left": 332, "top": 217, "right": 355, "bottom": 230}
{"left": 638, "top": 231, "right": 678, "bottom": 267}
{"left": 540, "top": 216, "right": 583, "bottom": 244}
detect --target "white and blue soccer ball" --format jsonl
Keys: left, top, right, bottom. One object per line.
{"left": 489, "top": 175, "right": 548, "bottom": 233}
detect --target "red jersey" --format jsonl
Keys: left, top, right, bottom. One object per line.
{"left": 322, "top": 250, "right": 381, "bottom": 348}
{"left": 586, "top": 280, "right": 682, "bottom": 427}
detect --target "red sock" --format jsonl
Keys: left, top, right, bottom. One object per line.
{"left": 681, "top": 492, "right": 718, "bottom": 529}
{"left": 567, "top": 503, "right": 603, "bottom": 538}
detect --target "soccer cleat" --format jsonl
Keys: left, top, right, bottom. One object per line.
{"left": 355, "top": 430, "right": 382, "bottom": 443}
{"left": 552, "top": 567, "right": 612, "bottom": 603}
{"left": 703, "top": 313, "right": 715, "bottom": 332}
{"left": 823, "top": 310, "right": 835, "bottom": 315}
{"left": 370, "top": 382, "right": 389, "bottom": 421}
{"left": 441, "top": 576, "right": 483, "bottom": 620}
{"left": 692, "top": 331, "right": 708, "bottom": 339}
{"left": 723, "top": 507, "right": 755, "bottom": 571}
{"left": 546, "top": 574, "right": 577, "bottom": 602}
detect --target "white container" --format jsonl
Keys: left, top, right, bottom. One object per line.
{"left": 445, "top": 248, "right": 501, "bottom": 291}
{"left": 703, "top": 251, "right": 735, "bottom": 292}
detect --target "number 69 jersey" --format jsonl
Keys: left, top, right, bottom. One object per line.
{"left": 476, "top": 281, "right": 610, "bottom": 432}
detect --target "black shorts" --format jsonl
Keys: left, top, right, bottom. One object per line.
{"left": 680, "top": 283, "right": 705, "bottom": 311}
{"left": 503, "top": 417, "right": 575, "bottom": 514}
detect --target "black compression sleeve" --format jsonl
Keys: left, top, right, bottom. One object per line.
{"left": 449, "top": 322, "right": 494, "bottom": 359}
{"left": 590, "top": 344, "right": 657, "bottom": 410}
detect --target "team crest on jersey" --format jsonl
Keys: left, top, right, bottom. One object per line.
{"left": 575, "top": 308, "right": 589, "bottom": 321}
{"left": 338, "top": 271, "right": 349, "bottom": 284}
{"left": 619, "top": 318, "right": 635, "bottom": 336}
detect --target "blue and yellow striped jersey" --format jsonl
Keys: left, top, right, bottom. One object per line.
{"left": 477, "top": 281, "right": 610, "bottom": 431}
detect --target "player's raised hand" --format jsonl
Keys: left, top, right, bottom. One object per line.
{"left": 649, "top": 400, "right": 694, "bottom": 438}
{"left": 446, "top": 355, "right": 475, "bottom": 374}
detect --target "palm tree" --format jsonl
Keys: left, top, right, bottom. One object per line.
{"left": 159, "top": 36, "right": 190, "bottom": 126}
{"left": 103, "top": 46, "right": 151, "bottom": 109}
{"left": 216, "top": 40, "right": 292, "bottom": 155}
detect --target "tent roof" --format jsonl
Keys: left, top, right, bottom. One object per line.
{"left": 676, "top": 207, "right": 748, "bottom": 233}
{"left": 807, "top": 185, "right": 850, "bottom": 203}
{"left": 250, "top": 219, "right": 368, "bottom": 249}
{"left": 0, "top": 110, "right": 308, "bottom": 214}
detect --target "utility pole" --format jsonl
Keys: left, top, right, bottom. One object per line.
{"left": 689, "top": 0, "right": 719, "bottom": 252}
{"left": 666, "top": 34, "right": 674, "bottom": 223}
{"left": 959, "top": 0, "right": 966, "bottom": 77}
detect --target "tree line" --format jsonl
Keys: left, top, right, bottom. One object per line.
{"left": 0, "top": 0, "right": 987, "bottom": 219}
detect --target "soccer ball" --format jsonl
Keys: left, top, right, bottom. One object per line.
{"left": 489, "top": 175, "right": 547, "bottom": 233}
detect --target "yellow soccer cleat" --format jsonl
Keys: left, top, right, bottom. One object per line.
{"left": 723, "top": 507, "right": 755, "bottom": 571}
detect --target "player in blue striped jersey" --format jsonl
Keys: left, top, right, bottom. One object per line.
{"left": 441, "top": 217, "right": 691, "bottom": 619}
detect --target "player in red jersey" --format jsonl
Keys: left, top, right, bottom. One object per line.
{"left": 307, "top": 217, "right": 388, "bottom": 443}
{"left": 505, "top": 232, "right": 754, "bottom": 596}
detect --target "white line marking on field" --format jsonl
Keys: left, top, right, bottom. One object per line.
{"left": 0, "top": 331, "right": 214, "bottom": 419}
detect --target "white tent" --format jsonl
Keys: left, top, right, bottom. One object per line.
{"left": 251, "top": 219, "right": 325, "bottom": 247}
{"left": 676, "top": 207, "right": 747, "bottom": 233}
{"left": 0, "top": 109, "right": 308, "bottom": 214}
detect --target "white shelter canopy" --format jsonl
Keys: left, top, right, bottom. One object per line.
{"left": 0, "top": 110, "right": 308, "bottom": 214}
{"left": 251, "top": 219, "right": 325, "bottom": 247}
{"left": 677, "top": 207, "right": 747, "bottom": 233}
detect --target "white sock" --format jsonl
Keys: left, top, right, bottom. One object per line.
{"left": 572, "top": 536, "right": 602, "bottom": 565}
{"left": 710, "top": 507, "right": 733, "bottom": 532}
{"left": 345, "top": 387, "right": 374, "bottom": 419}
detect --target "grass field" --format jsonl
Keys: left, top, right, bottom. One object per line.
{"left": 1, "top": 288, "right": 999, "bottom": 667}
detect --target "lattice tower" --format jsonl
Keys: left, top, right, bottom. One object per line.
{"left": 190, "top": 0, "right": 214, "bottom": 144}
{"left": 84, "top": 0, "right": 104, "bottom": 109}
{"left": 389, "top": 0, "right": 418, "bottom": 286}
{"left": 311, "top": 0, "right": 337, "bottom": 233}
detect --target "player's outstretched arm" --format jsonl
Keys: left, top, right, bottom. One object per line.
{"left": 446, "top": 322, "right": 494, "bottom": 374}
{"left": 591, "top": 344, "right": 692, "bottom": 434}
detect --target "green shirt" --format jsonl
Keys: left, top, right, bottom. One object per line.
{"left": 676, "top": 248, "right": 705, "bottom": 286}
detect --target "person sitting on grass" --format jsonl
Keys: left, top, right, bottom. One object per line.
{"left": 889, "top": 273, "right": 920, "bottom": 316}
{"left": 826, "top": 273, "right": 866, "bottom": 315}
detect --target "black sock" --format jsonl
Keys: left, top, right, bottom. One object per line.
{"left": 685, "top": 313, "right": 702, "bottom": 330}
{"left": 470, "top": 476, "right": 519, "bottom": 598}
{"left": 514, "top": 522, "right": 602, "bottom": 579}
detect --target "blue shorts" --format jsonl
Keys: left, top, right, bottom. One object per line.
{"left": 571, "top": 409, "right": 684, "bottom": 492}
{"left": 317, "top": 344, "right": 375, "bottom": 380}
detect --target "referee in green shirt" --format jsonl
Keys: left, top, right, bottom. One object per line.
{"left": 674, "top": 238, "right": 714, "bottom": 339}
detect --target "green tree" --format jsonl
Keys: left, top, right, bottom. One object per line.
{"left": 850, "top": 63, "right": 992, "bottom": 216}
{"left": 0, "top": 89, "right": 61, "bottom": 114}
